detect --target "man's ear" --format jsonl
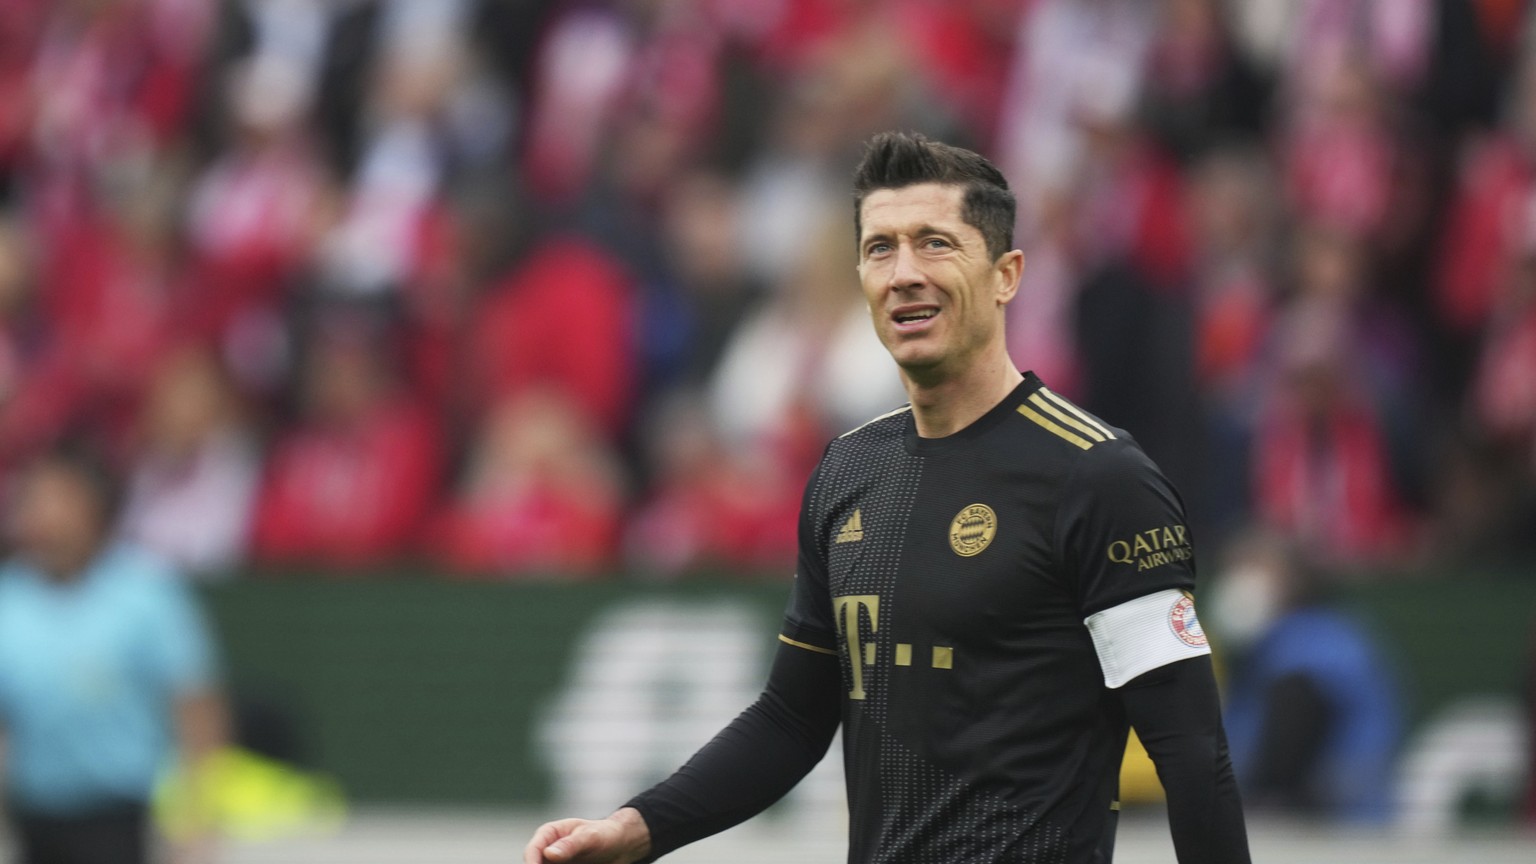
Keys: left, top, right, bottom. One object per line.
{"left": 995, "top": 250, "right": 1024, "bottom": 306}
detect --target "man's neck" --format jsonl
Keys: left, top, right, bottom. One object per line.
{"left": 903, "top": 351, "right": 1024, "bottom": 439}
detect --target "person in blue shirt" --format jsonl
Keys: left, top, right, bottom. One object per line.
{"left": 1212, "top": 531, "right": 1403, "bottom": 824}
{"left": 0, "top": 445, "right": 227, "bottom": 864}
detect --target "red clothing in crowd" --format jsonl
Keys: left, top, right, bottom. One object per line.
{"left": 1196, "top": 263, "right": 1273, "bottom": 392}
{"left": 1473, "top": 301, "right": 1536, "bottom": 449}
{"left": 469, "top": 237, "right": 635, "bottom": 437}
{"left": 426, "top": 389, "right": 625, "bottom": 577}
{"left": 1253, "top": 395, "right": 1404, "bottom": 562}
{"left": 429, "top": 481, "right": 622, "bottom": 577}
{"left": 1435, "top": 135, "right": 1534, "bottom": 335}
{"left": 0, "top": 0, "right": 49, "bottom": 172}
{"left": 181, "top": 136, "right": 324, "bottom": 342}
{"left": 887, "top": 1, "right": 1016, "bottom": 142}
{"left": 252, "top": 400, "right": 440, "bottom": 568}
{"left": 0, "top": 211, "right": 174, "bottom": 459}
{"left": 1285, "top": 111, "right": 1394, "bottom": 240}
{"left": 628, "top": 461, "right": 802, "bottom": 575}
{"left": 21, "top": 0, "right": 212, "bottom": 215}
{"left": 1078, "top": 140, "right": 1193, "bottom": 293}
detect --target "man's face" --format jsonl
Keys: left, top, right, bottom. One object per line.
{"left": 857, "top": 183, "right": 1020, "bottom": 380}
{"left": 8, "top": 461, "right": 104, "bottom": 579}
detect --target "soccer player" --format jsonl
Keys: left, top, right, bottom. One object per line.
{"left": 524, "top": 132, "right": 1251, "bottom": 864}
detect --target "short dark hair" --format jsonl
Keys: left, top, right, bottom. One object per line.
{"left": 852, "top": 131, "right": 1017, "bottom": 262}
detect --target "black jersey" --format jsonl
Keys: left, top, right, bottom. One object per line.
{"left": 780, "top": 373, "right": 1205, "bottom": 864}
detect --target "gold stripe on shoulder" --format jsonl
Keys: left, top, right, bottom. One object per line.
{"left": 1017, "top": 404, "right": 1093, "bottom": 450}
{"left": 1039, "top": 388, "right": 1116, "bottom": 440}
{"left": 779, "top": 634, "right": 838, "bottom": 656}
{"left": 838, "top": 404, "right": 913, "bottom": 438}
{"left": 1028, "top": 392, "right": 1107, "bottom": 442}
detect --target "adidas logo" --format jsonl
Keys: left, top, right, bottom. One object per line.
{"left": 835, "top": 509, "right": 864, "bottom": 544}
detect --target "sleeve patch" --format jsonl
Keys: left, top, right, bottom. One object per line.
{"left": 1104, "top": 524, "right": 1192, "bottom": 573}
{"left": 1084, "top": 589, "right": 1211, "bottom": 688}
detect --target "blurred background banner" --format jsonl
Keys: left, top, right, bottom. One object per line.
{"left": 198, "top": 574, "right": 1534, "bottom": 822}
{"left": 1, "top": 0, "right": 1536, "bottom": 859}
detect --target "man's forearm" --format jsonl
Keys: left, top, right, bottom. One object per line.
{"left": 625, "top": 641, "right": 842, "bottom": 861}
{"left": 1121, "top": 656, "right": 1251, "bottom": 864}
{"left": 175, "top": 689, "right": 229, "bottom": 763}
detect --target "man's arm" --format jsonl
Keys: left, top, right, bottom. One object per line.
{"left": 524, "top": 638, "right": 842, "bottom": 864}
{"left": 170, "top": 688, "right": 230, "bottom": 864}
{"left": 1053, "top": 437, "right": 1251, "bottom": 861}
{"left": 1120, "top": 655, "right": 1251, "bottom": 864}
{"left": 176, "top": 689, "right": 228, "bottom": 762}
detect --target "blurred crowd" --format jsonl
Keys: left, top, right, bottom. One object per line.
{"left": 2, "top": 0, "right": 1535, "bottom": 580}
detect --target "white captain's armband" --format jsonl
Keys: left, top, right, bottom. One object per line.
{"left": 1084, "top": 588, "right": 1210, "bottom": 688}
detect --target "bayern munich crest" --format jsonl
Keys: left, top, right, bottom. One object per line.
{"left": 949, "top": 504, "right": 997, "bottom": 557}
{"left": 1168, "top": 593, "right": 1207, "bottom": 648}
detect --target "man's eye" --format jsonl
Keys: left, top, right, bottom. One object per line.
{"left": 924, "top": 238, "right": 950, "bottom": 249}
{"left": 867, "top": 243, "right": 892, "bottom": 256}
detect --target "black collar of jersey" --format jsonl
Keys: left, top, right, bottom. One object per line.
{"left": 903, "top": 371, "right": 1046, "bottom": 456}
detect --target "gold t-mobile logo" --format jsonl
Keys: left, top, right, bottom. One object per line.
{"left": 833, "top": 595, "right": 879, "bottom": 700}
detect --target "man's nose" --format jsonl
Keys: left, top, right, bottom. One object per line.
{"left": 888, "top": 242, "right": 925, "bottom": 290}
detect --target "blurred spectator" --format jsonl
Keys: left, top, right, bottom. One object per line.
{"left": 13, "top": 164, "right": 182, "bottom": 461}
{"left": 1187, "top": 147, "right": 1278, "bottom": 539}
{"left": 734, "top": 78, "right": 851, "bottom": 293}
{"left": 181, "top": 56, "right": 327, "bottom": 396}
{"left": 1290, "top": 222, "right": 1420, "bottom": 424}
{"left": 574, "top": 120, "right": 721, "bottom": 413}
{"left": 995, "top": 0, "right": 1155, "bottom": 229}
{"left": 1189, "top": 148, "right": 1277, "bottom": 403}
{"left": 302, "top": 9, "right": 502, "bottom": 412}
{"left": 1068, "top": 96, "right": 1201, "bottom": 495}
{"left": 1252, "top": 296, "right": 1408, "bottom": 563}
{"left": 0, "top": 213, "right": 38, "bottom": 437}
{"left": 1253, "top": 221, "right": 1424, "bottom": 557}
{"left": 428, "top": 389, "right": 624, "bottom": 578}
{"left": 1433, "top": 53, "right": 1536, "bottom": 342}
{"left": 0, "top": 444, "right": 226, "bottom": 864}
{"left": 642, "top": 169, "right": 760, "bottom": 394}
{"left": 468, "top": 236, "right": 636, "bottom": 439}
{"left": 252, "top": 321, "right": 440, "bottom": 569}
{"left": 708, "top": 209, "right": 905, "bottom": 460}
{"left": 1471, "top": 249, "right": 1536, "bottom": 468}
{"left": 1282, "top": 56, "right": 1396, "bottom": 242}
{"left": 626, "top": 394, "right": 801, "bottom": 577}
{"left": 1212, "top": 530, "right": 1403, "bottom": 824}
{"left": 1276, "top": 0, "right": 1433, "bottom": 110}
{"left": 22, "top": 0, "right": 215, "bottom": 236}
{"left": 119, "top": 346, "right": 260, "bottom": 578}
{"left": 736, "top": 13, "right": 919, "bottom": 290}
{"left": 521, "top": 1, "right": 637, "bottom": 205}
{"left": 1139, "top": 0, "right": 1272, "bottom": 163}
{"left": 0, "top": 0, "right": 48, "bottom": 190}
{"left": 1005, "top": 190, "right": 1081, "bottom": 397}
{"left": 311, "top": 13, "right": 476, "bottom": 302}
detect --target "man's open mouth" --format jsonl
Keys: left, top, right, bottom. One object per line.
{"left": 893, "top": 308, "right": 939, "bottom": 324}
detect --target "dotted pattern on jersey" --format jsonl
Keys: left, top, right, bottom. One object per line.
{"left": 820, "top": 410, "right": 1069, "bottom": 864}
{"left": 873, "top": 729, "right": 1067, "bottom": 864}
{"left": 815, "top": 409, "right": 922, "bottom": 727}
